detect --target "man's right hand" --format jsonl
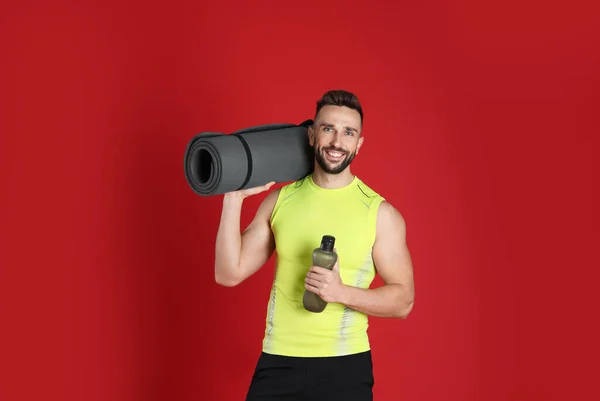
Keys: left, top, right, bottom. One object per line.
{"left": 224, "top": 181, "right": 276, "bottom": 202}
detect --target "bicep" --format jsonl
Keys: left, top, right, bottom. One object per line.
{"left": 372, "top": 202, "right": 414, "bottom": 290}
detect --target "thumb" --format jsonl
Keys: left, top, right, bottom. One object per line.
{"left": 255, "top": 181, "right": 275, "bottom": 192}
{"left": 261, "top": 181, "right": 276, "bottom": 192}
{"left": 332, "top": 248, "right": 340, "bottom": 271}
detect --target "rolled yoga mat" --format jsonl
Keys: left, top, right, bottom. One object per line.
{"left": 184, "top": 119, "right": 315, "bottom": 196}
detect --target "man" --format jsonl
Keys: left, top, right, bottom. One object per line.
{"left": 214, "top": 89, "right": 415, "bottom": 401}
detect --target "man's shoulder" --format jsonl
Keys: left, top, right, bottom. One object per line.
{"left": 374, "top": 198, "right": 406, "bottom": 237}
{"left": 377, "top": 200, "right": 403, "bottom": 220}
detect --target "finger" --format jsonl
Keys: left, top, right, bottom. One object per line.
{"left": 310, "top": 266, "right": 331, "bottom": 275}
{"left": 306, "top": 271, "right": 327, "bottom": 283}
{"left": 241, "top": 188, "right": 260, "bottom": 197}
{"left": 305, "top": 276, "right": 322, "bottom": 288}
{"left": 242, "top": 182, "right": 276, "bottom": 196}
{"left": 250, "top": 184, "right": 270, "bottom": 194}
{"left": 305, "top": 282, "right": 320, "bottom": 293}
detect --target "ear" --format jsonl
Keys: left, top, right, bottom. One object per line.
{"left": 308, "top": 125, "right": 315, "bottom": 146}
{"left": 356, "top": 135, "right": 365, "bottom": 155}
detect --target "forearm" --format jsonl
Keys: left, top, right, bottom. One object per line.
{"left": 339, "top": 283, "right": 414, "bottom": 319}
{"left": 214, "top": 195, "right": 244, "bottom": 285}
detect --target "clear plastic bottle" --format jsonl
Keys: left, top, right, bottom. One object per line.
{"left": 303, "top": 235, "right": 338, "bottom": 313}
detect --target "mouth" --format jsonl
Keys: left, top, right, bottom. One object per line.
{"left": 324, "top": 149, "right": 346, "bottom": 162}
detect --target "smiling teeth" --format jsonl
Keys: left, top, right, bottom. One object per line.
{"left": 327, "top": 151, "right": 343, "bottom": 157}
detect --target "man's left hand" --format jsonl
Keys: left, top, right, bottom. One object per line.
{"left": 304, "top": 254, "right": 346, "bottom": 304}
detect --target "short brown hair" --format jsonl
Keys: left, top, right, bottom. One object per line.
{"left": 315, "top": 89, "right": 363, "bottom": 124}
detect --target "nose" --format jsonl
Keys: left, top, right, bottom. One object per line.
{"left": 329, "top": 131, "right": 342, "bottom": 148}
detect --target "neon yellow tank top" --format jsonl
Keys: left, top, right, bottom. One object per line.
{"left": 262, "top": 173, "right": 385, "bottom": 357}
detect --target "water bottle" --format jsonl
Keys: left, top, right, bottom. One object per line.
{"left": 303, "top": 235, "right": 338, "bottom": 313}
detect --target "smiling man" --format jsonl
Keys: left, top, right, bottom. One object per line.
{"left": 214, "top": 89, "right": 415, "bottom": 401}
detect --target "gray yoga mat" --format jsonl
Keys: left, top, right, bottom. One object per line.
{"left": 184, "top": 119, "right": 315, "bottom": 196}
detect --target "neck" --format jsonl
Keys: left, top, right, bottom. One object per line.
{"left": 311, "top": 165, "right": 355, "bottom": 189}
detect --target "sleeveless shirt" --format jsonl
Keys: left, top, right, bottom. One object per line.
{"left": 261, "top": 173, "right": 385, "bottom": 357}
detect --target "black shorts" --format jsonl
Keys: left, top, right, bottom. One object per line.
{"left": 245, "top": 350, "right": 374, "bottom": 401}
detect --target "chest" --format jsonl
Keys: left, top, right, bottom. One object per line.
{"left": 271, "top": 196, "right": 376, "bottom": 271}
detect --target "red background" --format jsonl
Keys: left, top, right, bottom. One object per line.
{"left": 1, "top": 1, "right": 598, "bottom": 400}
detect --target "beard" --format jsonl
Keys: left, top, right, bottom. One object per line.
{"left": 313, "top": 144, "right": 357, "bottom": 175}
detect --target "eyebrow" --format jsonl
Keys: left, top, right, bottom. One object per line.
{"left": 320, "top": 123, "right": 359, "bottom": 133}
